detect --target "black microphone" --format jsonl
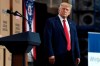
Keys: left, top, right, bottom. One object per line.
{"left": 6, "top": 9, "right": 21, "bottom": 16}
{"left": 6, "top": 10, "right": 32, "bottom": 31}
{"left": 2, "top": 9, "right": 18, "bottom": 16}
{"left": 6, "top": 9, "right": 15, "bottom": 15}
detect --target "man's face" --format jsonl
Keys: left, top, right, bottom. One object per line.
{"left": 59, "top": 5, "right": 71, "bottom": 18}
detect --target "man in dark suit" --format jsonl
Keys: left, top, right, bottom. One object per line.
{"left": 44, "top": 2, "right": 80, "bottom": 66}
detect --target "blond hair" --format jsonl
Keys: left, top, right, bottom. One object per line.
{"left": 59, "top": 2, "right": 72, "bottom": 9}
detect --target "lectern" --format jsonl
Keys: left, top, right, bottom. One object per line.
{"left": 0, "top": 31, "right": 41, "bottom": 66}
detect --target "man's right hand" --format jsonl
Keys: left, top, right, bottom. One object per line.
{"left": 48, "top": 56, "right": 55, "bottom": 64}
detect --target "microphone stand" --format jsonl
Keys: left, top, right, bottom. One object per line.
{"left": 14, "top": 11, "right": 32, "bottom": 31}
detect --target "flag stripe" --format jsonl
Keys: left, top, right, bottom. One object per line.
{"left": 32, "top": 7, "right": 36, "bottom": 60}
{"left": 33, "top": 8, "right": 36, "bottom": 32}
{"left": 24, "top": 0, "right": 36, "bottom": 60}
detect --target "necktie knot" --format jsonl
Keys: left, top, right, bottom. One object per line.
{"left": 63, "top": 19, "right": 66, "bottom": 23}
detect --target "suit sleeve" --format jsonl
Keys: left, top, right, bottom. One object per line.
{"left": 44, "top": 19, "right": 54, "bottom": 57}
{"left": 74, "top": 24, "right": 80, "bottom": 58}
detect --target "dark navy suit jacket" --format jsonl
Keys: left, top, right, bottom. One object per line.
{"left": 44, "top": 16, "right": 80, "bottom": 62}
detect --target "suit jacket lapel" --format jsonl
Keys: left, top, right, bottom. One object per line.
{"left": 55, "top": 16, "right": 66, "bottom": 39}
{"left": 55, "top": 16, "right": 73, "bottom": 42}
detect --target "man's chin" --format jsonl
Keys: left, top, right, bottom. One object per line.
{"left": 62, "top": 16, "right": 67, "bottom": 18}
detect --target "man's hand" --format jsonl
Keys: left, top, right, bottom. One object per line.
{"left": 48, "top": 56, "right": 55, "bottom": 64}
{"left": 76, "top": 58, "right": 80, "bottom": 66}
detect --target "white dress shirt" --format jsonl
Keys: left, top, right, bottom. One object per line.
{"left": 58, "top": 15, "right": 71, "bottom": 37}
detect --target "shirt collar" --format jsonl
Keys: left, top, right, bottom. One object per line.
{"left": 58, "top": 15, "right": 68, "bottom": 23}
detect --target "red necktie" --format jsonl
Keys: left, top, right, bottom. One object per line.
{"left": 63, "top": 20, "right": 71, "bottom": 51}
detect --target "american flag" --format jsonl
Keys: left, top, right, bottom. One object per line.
{"left": 24, "top": 0, "right": 36, "bottom": 60}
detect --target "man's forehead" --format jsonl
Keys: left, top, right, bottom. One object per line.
{"left": 61, "top": 5, "right": 70, "bottom": 9}
{"left": 62, "top": 5, "right": 69, "bottom": 8}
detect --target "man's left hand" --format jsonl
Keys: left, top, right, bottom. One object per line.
{"left": 76, "top": 58, "right": 80, "bottom": 65}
